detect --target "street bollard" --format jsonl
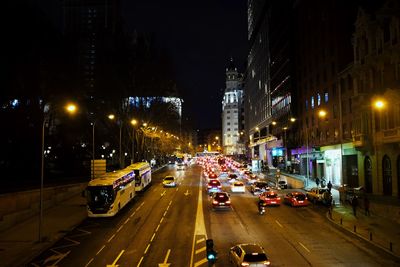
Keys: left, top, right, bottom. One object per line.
{"left": 340, "top": 218, "right": 343, "bottom": 225}
{"left": 390, "top": 242, "right": 393, "bottom": 252}
{"left": 369, "top": 232, "right": 373, "bottom": 241}
{"left": 353, "top": 225, "right": 357, "bottom": 233}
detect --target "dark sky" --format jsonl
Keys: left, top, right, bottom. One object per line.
{"left": 120, "top": 1, "right": 248, "bottom": 130}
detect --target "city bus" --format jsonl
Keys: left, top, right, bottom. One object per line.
{"left": 129, "top": 161, "right": 152, "bottom": 191}
{"left": 86, "top": 166, "right": 136, "bottom": 217}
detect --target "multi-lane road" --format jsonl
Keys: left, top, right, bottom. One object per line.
{"left": 30, "top": 164, "right": 397, "bottom": 266}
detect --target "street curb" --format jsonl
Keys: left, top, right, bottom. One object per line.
{"left": 325, "top": 209, "right": 400, "bottom": 261}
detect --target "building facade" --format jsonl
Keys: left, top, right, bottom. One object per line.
{"left": 222, "top": 59, "right": 244, "bottom": 155}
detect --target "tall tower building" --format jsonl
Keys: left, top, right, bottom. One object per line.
{"left": 222, "top": 59, "right": 244, "bottom": 155}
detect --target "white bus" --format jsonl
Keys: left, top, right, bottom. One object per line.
{"left": 86, "top": 166, "right": 136, "bottom": 217}
{"left": 129, "top": 161, "right": 152, "bottom": 191}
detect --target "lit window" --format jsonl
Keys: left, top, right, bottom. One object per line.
{"left": 325, "top": 92, "right": 329, "bottom": 103}
{"left": 317, "top": 93, "right": 321, "bottom": 106}
{"left": 311, "top": 96, "right": 314, "bottom": 109}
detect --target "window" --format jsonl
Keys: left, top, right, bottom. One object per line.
{"left": 305, "top": 100, "right": 308, "bottom": 111}
{"left": 311, "top": 96, "right": 315, "bottom": 109}
{"left": 317, "top": 93, "right": 321, "bottom": 106}
{"left": 324, "top": 92, "right": 329, "bottom": 103}
{"left": 227, "top": 110, "right": 230, "bottom": 113}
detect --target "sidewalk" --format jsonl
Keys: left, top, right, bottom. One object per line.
{"left": 0, "top": 194, "right": 87, "bottom": 267}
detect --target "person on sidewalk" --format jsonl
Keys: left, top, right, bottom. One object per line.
{"left": 316, "top": 177, "right": 320, "bottom": 187}
{"left": 327, "top": 181, "right": 332, "bottom": 192}
{"left": 364, "top": 196, "right": 370, "bottom": 216}
{"left": 351, "top": 196, "right": 358, "bottom": 217}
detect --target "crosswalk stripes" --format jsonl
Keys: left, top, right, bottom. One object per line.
{"left": 192, "top": 234, "right": 208, "bottom": 267}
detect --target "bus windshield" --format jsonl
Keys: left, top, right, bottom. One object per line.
{"left": 86, "top": 186, "right": 115, "bottom": 208}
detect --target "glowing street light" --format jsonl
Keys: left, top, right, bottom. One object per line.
{"left": 131, "top": 119, "right": 138, "bottom": 163}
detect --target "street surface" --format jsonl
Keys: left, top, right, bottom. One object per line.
{"left": 29, "top": 164, "right": 397, "bottom": 266}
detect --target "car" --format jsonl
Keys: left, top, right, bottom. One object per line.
{"left": 259, "top": 191, "right": 281, "bottom": 206}
{"left": 228, "top": 173, "right": 239, "bottom": 183}
{"left": 277, "top": 179, "right": 288, "bottom": 189}
{"left": 250, "top": 181, "right": 270, "bottom": 195}
{"left": 207, "top": 179, "right": 222, "bottom": 194}
{"left": 229, "top": 243, "right": 271, "bottom": 266}
{"left": 211, "top": 192, "right": 231, "bottom": 210}
{"left": 231, "top": 181, "right": 246, "bottom": 193}
{"left": 176, "top": 163, "right": 186, "bottom": 170}
{"left": 284, "top": 191, "right": 309, "bottom": 207}
{"left": 306, "top": 187, "right": 332, "bottom": 204}
{"left": 163, "top": 176, "right": 177, "bottom": 187}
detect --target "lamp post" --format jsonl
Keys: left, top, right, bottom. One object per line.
{"left": 39, "top": 102, "right": 77, "bottom": 242}
{"left": 131, "top": 119, "right": 137, "bottom": 164}
{"left": 91, "top": 121, "right": 96, "bottom": 180}
{"left": 108, "top": 114, "right": 124, "bottom": 168}
{"left": 372, "top": 98, "right": 386, "bottom": 193}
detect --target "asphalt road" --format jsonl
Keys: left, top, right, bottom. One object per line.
{"left": 29, "top": 164, "right": 398, "bottom": 266}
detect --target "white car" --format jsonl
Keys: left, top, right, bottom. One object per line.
{"left": 231, "top": 181, "right": 246, "bottom": 193}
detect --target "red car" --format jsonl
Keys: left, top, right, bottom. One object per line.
{"left": 284, "top": 192, "right": 309, "bottom": 207}
{"left": 259, "top": 191, "right": 281, "bottom": 206}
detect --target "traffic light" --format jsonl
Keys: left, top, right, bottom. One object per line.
{"left": 206, "top": 239, "right": 217, "bottom": 262}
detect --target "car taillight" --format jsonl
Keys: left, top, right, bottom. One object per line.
{"left": 213, "top": 200, "right": 218, "bottom": 204}
{"left": 226, "top": 200, "right": 231, "bottom": 204}
{"left": 264, "top": 261, "right": 271, "bottom": 265}
{"left": 208, "top": 185, "right": 212, "bottom": 188}
{"left": 218, "top": 185, "right": 222, "bottom": 188}
{"left": 241, "top": 262, "right": 250, "bottom": 266}
{"left": 277, "top": 197, "right": 281, "bottom": 200}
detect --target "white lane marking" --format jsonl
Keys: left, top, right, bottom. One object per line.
{"left": 299, "top": 242, "right": 311, "bottom": 253}
{"left": 160, "top": 217, "right": 164, "bottom": 223}
{"left": 84, "top": 258, "right": 94, "bottom": 267}
{"left": 144, "top": 243, "right": 150, "bottom": 254}
{"left": 107, "top": 234, "right": 115, "bottom": 243}
{"left": 155, "top": 224, "right": 161, "bottom": 232}
{"left": 111, "top": 250, "right": 125, "bottom": 265}
{"left": 150, "top": 233, "right": 156, "bottom": 242}
{"left": 137, "top": 256, "right": 144, "bottom": 267}
{"left": 275, "top": 220, "right": 283, "bottom": 228}
{"left": 117, "top": 225, "right": 123, "bottom": 232}
{"left": 162, "top": 249, "right": 171, "bottom": 263}
{"left": 124, "top": 218, "right": 130, "bottom": 224}
{"left": 96, "top": 245, "right": 105, "bottom": 255}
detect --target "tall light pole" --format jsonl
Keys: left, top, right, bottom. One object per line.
{"left": 131, "top": 119, "right": 138, "bottom": 164}
{"left": 372, "top": 98, "right": 386, "bottom": 193}
{"left": 91, "top": 121, "right": 96, "bottom": 180}
{"left": 283, "top": 127, "right": 288, "bottom": 171}
{"left": 108, "top": 114, "right": 124, "bottom": 168}
{"left": 39, "top": 102, "right": 77, "bottom": 242}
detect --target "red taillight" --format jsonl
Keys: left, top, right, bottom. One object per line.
{"left": 241, "top": 263, "right": 250, "bottom": 266}
{"left": 218, "top": 185, "right": 222, "bottom": 188}
{"left": 226, "top": 200, "right": 231, "bottom": 204}
{"left": 213, "top": 200, "right": 218, "bottom": 204}
{"left": 208, "top": 185, "right": 212, "bottom": 188}
{"left": 264, "top": 261, "right": 271, "bottom": 265}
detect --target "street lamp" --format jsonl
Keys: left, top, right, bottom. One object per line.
{"left": 131, "top": 119, "right": 138, "bottom": 164}
{"left": 372, "top": 98, "right": 386, "bottom": 192}
{"left": 40, "top": 102, "right": 77, "bottom": 242}
{"left": 108, "top": 114, "right": 124, "bottom": 168}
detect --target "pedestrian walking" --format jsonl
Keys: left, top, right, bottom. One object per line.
{"left": 327, "top": 181, "right": 332, "bottom": 192}
{"left": 351, "top": 196, "right": 358, "bottom": 217}
{"left": 364, "top": 196, "right": 370, "bottom": 216}
{"left": 316, "top": 177, "right": 320, "bottom": 187}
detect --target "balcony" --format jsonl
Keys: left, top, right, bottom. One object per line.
{"left": 352, "top": 133, "right": 366, "bottom": 148}
{"left": 379, "top": 127, "right": 400, "bottom": 144}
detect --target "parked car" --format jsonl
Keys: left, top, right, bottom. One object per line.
{"left": 284, "top": 191, "right": 308, "bottom": 207}
{"left": 231, "top": 181, "right": 246, "bottom": 193}
{"left": 259, "top": 191, "right": 281, "bottom": 206}
{"left": 211, "top": 192, "right": 231, "bottom": 210}
{"left": 306, "top": 187, "right": 332, "bottom": 205}
{"left": 229, "top": 243, "right": 271, "bottom": 266}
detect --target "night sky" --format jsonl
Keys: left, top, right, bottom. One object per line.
{"left": 120, "top": 0, "right": 248, "bottom": 130}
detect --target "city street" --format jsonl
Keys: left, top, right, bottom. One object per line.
{"left": 26, "top": 164, "right": 397, "bottom": 266}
